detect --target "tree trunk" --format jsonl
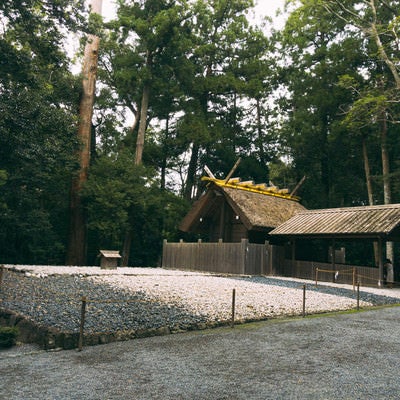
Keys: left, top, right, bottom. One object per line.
{"left": 66, "top": 0, "right": 102, "bottom": 265}
{"left": 320, "top": 114, "right": 330, "bottom": 206}
{"left": 380, "top": 110, "right": 393, "bottom": 262}
{"left": 362, "top": 136, "right": 380, "bottom": 265}
{"left": 135, "top": 84, "right": 150, "bottom": 165}
{"left": 256, "top": 97, "right": 266, "bottom": 164}
{"left": 160, "top": 115, "right": 169, "bottom": 191}
{"left": 184, "top": 142, "right": 200, "bottom": 201}
{"left": 122, "top": 59, "right": 151, "bottom": 266}
{"left": 121, "top": 231, "right": 132, "bottom": 267}
{"left": 362, "top": 136, "right": 374, "bottom": 206}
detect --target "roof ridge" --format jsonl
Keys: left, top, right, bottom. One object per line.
{"left": 201, "top": 177, "right": 301, "bottom": 202}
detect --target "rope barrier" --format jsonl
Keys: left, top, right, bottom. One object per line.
{"left": 315, "top": 268, "right": 354, "bottom": 275}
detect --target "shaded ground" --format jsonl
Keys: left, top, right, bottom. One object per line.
{"left": 2, "top": 306, "right": 400, "bottom": 399}
{"left": 2, "top": 266, "right": 400, "bottom": 349}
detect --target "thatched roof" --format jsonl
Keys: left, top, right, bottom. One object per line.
{"left": 180, "top": 179, "right": 306, "bottom": 233}
{"left": 270, "top": 203, "right": 400, "bottom": 239}
{"left": 223, "top": 186, "right": 306, "bottom": 230}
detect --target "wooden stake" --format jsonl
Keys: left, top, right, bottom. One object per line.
{"left": 0, "top": 264, "right": 4, "bottom": 289}
{"left": 231, "top": 289, "right": 236, "bottom": 328}
{"left": 204, "top": 165, "right": 216, "bottom": 179}
{"left": 290, "top": 175, "right": 306, "bottom": 196}
{"left": 302, "top": 284, "right": 306, "bottom": 318}
{"left": 225, "top": 158, "right": 241, "bottom": 183}
{"left": 78, "top": 296, "right": 87, "bottom": 351}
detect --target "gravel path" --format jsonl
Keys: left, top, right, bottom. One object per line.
{"left": 2, "top": 265, "right": 400, "bottom": 345}
{"left": 2, "top": 306, "right": 400, "bottom": 399}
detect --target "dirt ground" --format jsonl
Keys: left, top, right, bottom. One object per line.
{"left": 2, "top": 305, "right": 400, "bottom": 399}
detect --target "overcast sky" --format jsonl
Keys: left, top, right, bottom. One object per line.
{"left": 101, "top": 0, "right": 287, "bottom": 28}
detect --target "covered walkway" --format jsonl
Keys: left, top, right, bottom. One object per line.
{"left": 270, "top": 203, "right": 400, "bottom": 285}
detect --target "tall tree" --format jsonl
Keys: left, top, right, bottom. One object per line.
{"left": 66, "top": 0, "right": 103, "bottom": 265}
{"left": 276, "top": 0, "right": 371, "bottom": 208}
{"left": 99, "top": 0, "right": 192, "bottom": 264}
{"left": 0, "top": 0, "right": 85, "bottom": 264}
{"left": 179, "top": 0, "right": 272, "bottom": 199}
{"left": 323, "top": 0, "right": 400, "bottom": 260}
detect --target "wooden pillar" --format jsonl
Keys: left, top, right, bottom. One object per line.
{"left": 378, "top": 237, "right": 383, "bottom": 287}
{"left": 291, "top": 239, "right": 296, "bottom": 277}
{"left": 263, "top": 240, "right": 269, "bottom": 275}
{"left": 162, "top": 239, "right": 167, "bottom": 268}
{"left": 331, "top": 238, "right": 336, "bottom": 282}
{"left": 197, "top": 239, "right": 202, "bottom": 271}
{"left": 218, "top": 202, "right": 226, "bottom": 241}
{"left": 179, "top": 239, "right": 184, "bottom": 269}
{"left": 241, "top": 238, "right": 248, "bottom": 275}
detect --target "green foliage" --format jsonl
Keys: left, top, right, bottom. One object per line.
{"left": 0, "top": 0, "right": 85, "bottom": 264}
{"left": 3, "top": 0, "right": 400, "bottom": 267}
{"left": 275, "top": 0, "right": 391, "bottom": 207}
{"left": 0, "top": 326, "right": 19, "bottom": 348}
{"left": 83, "top": 152, "right": 190, "bottom": 266}
{"left": 101, "top": 0, "right": 274, "bottom": 200}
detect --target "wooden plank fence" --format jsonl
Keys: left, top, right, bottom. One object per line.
{"left": 162, "top": 239, "right": 280, "bottom": 275}
{"left": 162, "top": 240, "right": 381, "bottom": 286}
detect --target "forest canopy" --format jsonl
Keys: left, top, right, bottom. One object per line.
{"left": 1, "top": 0, "right": 399, "bottom": 266}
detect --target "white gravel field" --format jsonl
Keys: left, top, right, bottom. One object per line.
{"left": 5, "top": 264, "right": 400, "bottom": 324}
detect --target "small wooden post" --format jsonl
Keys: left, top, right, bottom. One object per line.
{"left": 357, "top": 282, "right": 360, "bottom": 311}
{"left": 331, "top": 239, "right": 336, "bottom": 283}
{"left": 78, "top": 296, "right": 87, "bottom": 351}
{"left": 231, "top": 289, "right": 236, "bottom": 328}
{"left": 0, "top": 264, "right": 4, "bottom": 289}
{"left": 315, "top": 268, "right": 319, "bottom": 287}
{"left": 302, "top": 284, "right": 306, "bottom": 317}
{"left": 352, "top": 267, "right": 357, "bottom": 292}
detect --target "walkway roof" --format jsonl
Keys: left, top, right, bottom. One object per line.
{"left": 269, "top": 203, "right": 400, "bottom": 240}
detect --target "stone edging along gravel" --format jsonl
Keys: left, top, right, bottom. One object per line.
{"left": 1, "top": 265, "right": 400, "bottom": 350}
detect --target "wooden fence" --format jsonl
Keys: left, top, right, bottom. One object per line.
{"left": 281, "top": 259, "right": 380, "bottom": 287}
{"left": 162, "top": 239, "right": 282, "bottom": 275}
{"left": 162, "top": 240, "right": 381, "bottom": 287}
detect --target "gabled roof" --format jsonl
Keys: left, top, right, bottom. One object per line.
{"left": 179, "top": 178, "right": 306, "bottom": 232}
{"left": 99, "top": 250, "right": 121, "bottom": 258}
{"left": 269, "top": 203, "right": 400, "bottom": 239}
{"left": 201, "top": 177, "right": 301, "bottom": 201}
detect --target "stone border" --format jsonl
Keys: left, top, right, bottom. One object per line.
{"left": 0, "top": 308, "right": 233, "bottom": 350}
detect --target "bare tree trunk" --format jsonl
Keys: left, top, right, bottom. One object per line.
{"left": 135, "top": 85, "right": 150, "bottom": 165}
{"left": 362, "top": 136, "right": 380, "bottom": 265}
{"left": 121, "top": 84, "right": 149, "bottom": 266}
{"left": 66, "top": 0, "right": 102, "bottom": 266}
{"left": 160, "top": 115, "right": 169, "bottom": 191}
{"left": 121, "top": 231, "right": 132, "bottom": 267}
{"left": 380, "top": 111, "right": 393, "bottom": 262}
{"left": 184, "top": 142, "right": 200, "bottom": 201}
{"left": 256, "top": 97, "right": 267, "bottom": 164}
{"left": 362, "top": 137, "right": 374, "bottom": 205}
{"left": 121, "top": 56, "right": 151, "bottom": 266}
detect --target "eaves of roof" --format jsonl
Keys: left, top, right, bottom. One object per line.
{"left": 270, "top": 204, "right": 400, "bottom": 239}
